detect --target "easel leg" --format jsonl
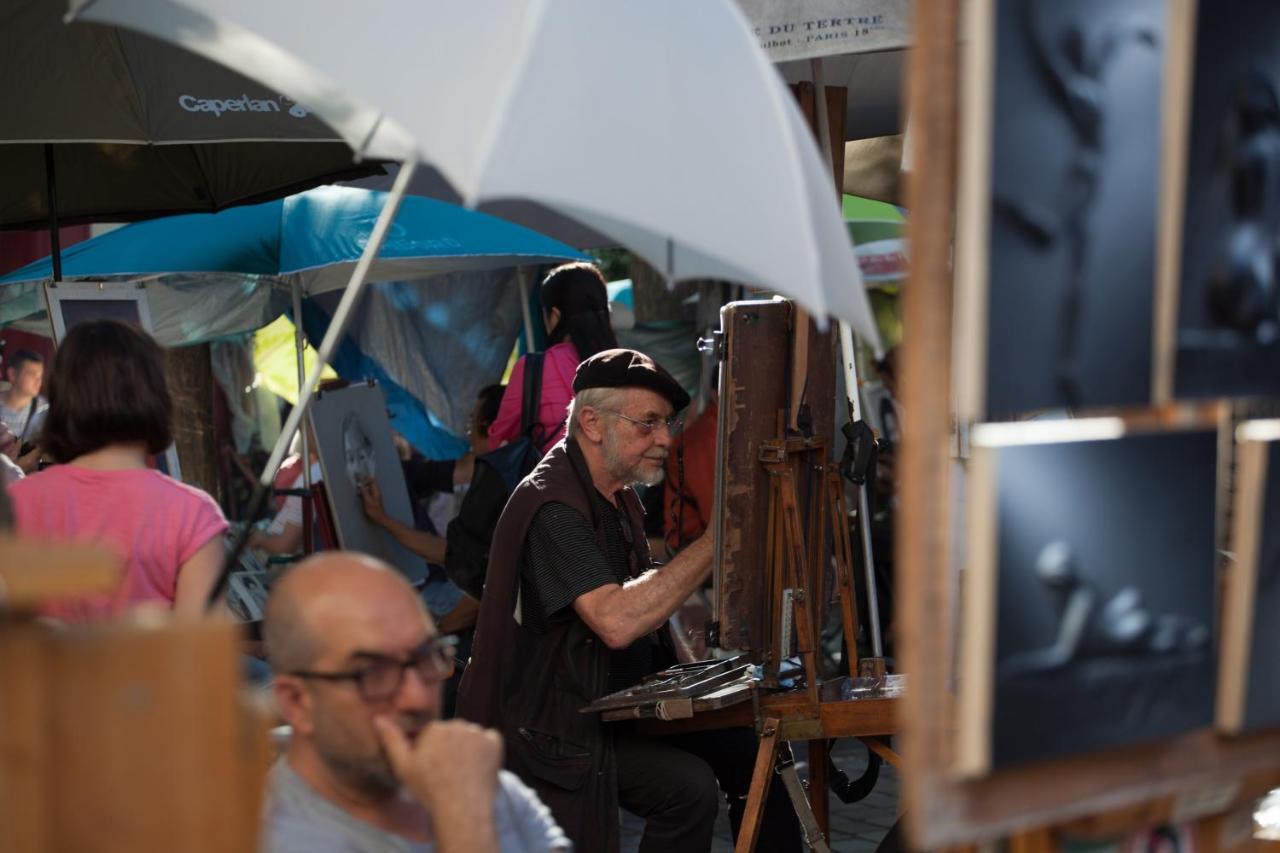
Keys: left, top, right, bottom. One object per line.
{"left": 1009, "top": 828, "right": 1057, "bottom": 853}
{"left": 809, "top": 738, "right": 830, "bottom": 838}
{"left": 807, "top": 462, "right": 828, "bottom": 655}
{"left": 736, "top": 718, "right": 782, "bottom": 853}
{"left": 777, "top": 742, "right": 832, "bottom": 853}
{"left": 779, "top": 471, "right": 821, "bottom": 706}
{"left": 860, "top": 736, "right": 902, "bottom": 768}
{"left": 828, "top": 472, "right": 862, "bottom": 672}
{"left": 765, "top": 475, "right": 785, "bottom": 684}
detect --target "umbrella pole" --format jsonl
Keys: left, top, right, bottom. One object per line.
{"left": 209, "top": 158, "right": 419, "bottom": 608}
{"left": 292, "top": 278, "right": 313, "bottom": 554}
{"left": 43, "top": 144, "right": 62, "bottom": 283}
{"left": 840, "top": 321, "right": 884, "bottom": 660}
{"left": 814, "top": 60, "right": 886, "bottom": 661}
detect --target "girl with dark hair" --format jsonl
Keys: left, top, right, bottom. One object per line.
{"left": 6, "top": 320, "right": 227, "bottom": 622}
{"left": 488, "top": 262, "right": 618, "bottom": 453}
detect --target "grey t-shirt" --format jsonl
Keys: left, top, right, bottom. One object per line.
{"left": 0, "top": 396, "right": 47, "bottom": 442}
{"left": 263, "top": 760, "right": 570, "bottom": 853}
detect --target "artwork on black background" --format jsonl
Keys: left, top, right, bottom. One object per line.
{"left": 1218, "top": 421, "right": 1280, "bottom": 733}
{"left": 308, "top": 382, "right": 427, "bottom": 585}
{"left": 956, "top": 422, "right": 1218, "bottom": 775}
{"left": 1157, "top": 0, "right": 1280, "bottom": 400}
{"left": 956, "top": 0, "right": 1167, "bottom": 419}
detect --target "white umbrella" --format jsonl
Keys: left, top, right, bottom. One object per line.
{"left": 70, "top": 0, "right": 882, "bottom": 350}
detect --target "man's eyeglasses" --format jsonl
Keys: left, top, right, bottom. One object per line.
{"left": 605, "top": 410, "right": 682, "bottom": 436}
{"left": 290, "top": 636, "right": 458, "bottom": 703}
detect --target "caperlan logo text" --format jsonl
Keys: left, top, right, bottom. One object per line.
{"left": 177, "top": 94, "right": 310, "bottom": 118}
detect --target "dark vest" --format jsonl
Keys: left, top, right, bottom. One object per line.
{"left": 456, "top": 437, "right": 650, "bottom": 853}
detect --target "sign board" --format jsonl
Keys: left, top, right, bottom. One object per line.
{"left": 735, "top": 0, "right": 911, "bottom": 63}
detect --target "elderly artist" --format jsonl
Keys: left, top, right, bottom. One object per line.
{"left": 262, "top": 552, "right": 568, "bottom": 852}
{"left": 458, "top": 349, "right": 800, "bottom": 852}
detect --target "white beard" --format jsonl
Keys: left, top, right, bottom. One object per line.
{"left": 603, "top": 429, "right": 666, "bottom": 487}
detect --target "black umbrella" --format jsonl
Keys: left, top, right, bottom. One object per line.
{"left": 0, "top": 0, "right": 384, "bottom": 277}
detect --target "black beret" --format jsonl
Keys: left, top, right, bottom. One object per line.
{"left": 573, "top": 348, "right": 691, "bottom": 412}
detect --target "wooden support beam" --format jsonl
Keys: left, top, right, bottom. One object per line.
{"left": 898, "top": 0, "right": 961, "bottom": 846}
{"left": 736, "top": 718, "right": 783, "bottom": 853}
{"left": 0, "top": 535, "right": 121, "bottom": 609}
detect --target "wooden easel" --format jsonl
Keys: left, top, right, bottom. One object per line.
{"left": 0, "top": 535, "right": 271, "bottom": 852}
{"left": 728, "top": 430, "right": 899, "bottom": 852}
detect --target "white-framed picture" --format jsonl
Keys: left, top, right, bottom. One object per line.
{"left": 43, "top": 280, "right": 181, "bottom": 479}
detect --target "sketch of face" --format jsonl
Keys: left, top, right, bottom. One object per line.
{"left": 342, "top": 412, "right": 377, "bottom": 488}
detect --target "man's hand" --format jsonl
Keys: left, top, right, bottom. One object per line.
{"left": 15, "top": 443, "right": 40, "bottom": 473}
{"left": 374, "top": 718, "right": 502, "bottom": 853}
{"left": 358, "top": 480, "right": 390, "bottom": 527}
{"left": 0, "top": 425, "right": 18, "bottom": 462}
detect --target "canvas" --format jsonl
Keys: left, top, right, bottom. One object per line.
{"left": 1156, "top": 0, "right": 1280, "bottom": 400}
{"left": 308, "top": 382, "right": 427, "bottom": 584}
{"left": 955, "top": 0, "right": 1167, "bottom": 419}
{"left": 957, "top": 423, "right": 1218, "bottom": 774}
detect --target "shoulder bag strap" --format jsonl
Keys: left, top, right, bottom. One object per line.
{"left": 520, "top": 352, "right": 545, "bottom": 439}
{"left": 17, "top": 397, "right": 38, "bottom": 444}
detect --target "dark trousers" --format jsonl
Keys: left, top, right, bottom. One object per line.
{"left": 615, "top": 726, "right": 803, "bottom": 853}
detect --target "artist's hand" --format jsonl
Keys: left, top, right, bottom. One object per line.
{"left": 374, "top": 718, "right": 502, "bottom": 852}
{"left": 358, "top": 479, "right": 389, "bottom": 526}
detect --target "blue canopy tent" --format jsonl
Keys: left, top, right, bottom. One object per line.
{"left": 0, "top": 185, "right": 583, "bottom": 292}
{"left": 0, "top": 186, "right": 586, "bottom": 455}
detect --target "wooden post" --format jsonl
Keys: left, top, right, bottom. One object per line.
{"left": 166, "top": 342, "right": 219, "bottom": 498}
{"left": 627, "top": 254, "right": 699, "bottom": 324}
{"left": 0, "top": 539, "right": 270, "bottom": 853}
{"left": 0, "top": 617, "right": 270, "bottom": 853}
{"left": 898, "top": 0, "right": 961, "bottom": 847}
{"left": 0, "top": 620, "right": 53, "bottom": 852}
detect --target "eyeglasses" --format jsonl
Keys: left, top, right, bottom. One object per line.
{"left": 604, "top": 410, "right": 682, "bottom": 436}
{"left": 290, "top": 636, "right": 458, "bottom": 703}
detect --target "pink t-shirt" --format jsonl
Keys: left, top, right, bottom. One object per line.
{"left": 489, "top": 342, "right": 580, "bottom": 453}
{"left": 8, "top": 465, "right": 228, "bottom": 622}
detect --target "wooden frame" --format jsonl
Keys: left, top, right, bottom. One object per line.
{"left": 902, "top": 1, "right": 1280, "bottom": 846}
{"left": 1217, "top": 420, "right": 1280, "bottom": 734}
{"left": 1152, "top": 0, "right": 1197, "bottom": 404}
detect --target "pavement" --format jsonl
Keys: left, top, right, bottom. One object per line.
{"left": 620, "top": 738, "right": 901, "bottom": 852}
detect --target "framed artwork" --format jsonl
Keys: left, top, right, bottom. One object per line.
{"left": 1217, "top": 420, "right": 1280, "bottom": 733}
{"left": 1155, "top": 0, "right": 1280, "bottom": 401}
{"left": 955, "top": 0, "right": 1169, "bottom": 419}
{"left": 957, "top": 420, "right": 1219, "bottom": 774}
{"left": 43, "top": 280, "right": 180, "bottom": 479}
{"left": 308, "top": 382, "right": 428, "bottom": 585}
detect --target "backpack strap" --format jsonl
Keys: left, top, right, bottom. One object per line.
{"left": 520, "top": 351, "right": 545, "bottom": 440}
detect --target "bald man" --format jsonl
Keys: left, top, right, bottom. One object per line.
{"left": 262, "top": 552, "right": 568, "bottom": 853}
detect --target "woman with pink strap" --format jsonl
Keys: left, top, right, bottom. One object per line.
{"left": 488, "top": 262, "right": 619, "bottom": 454}
{"left": 7, "top": 320, "right": 227, "bottom": 622}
